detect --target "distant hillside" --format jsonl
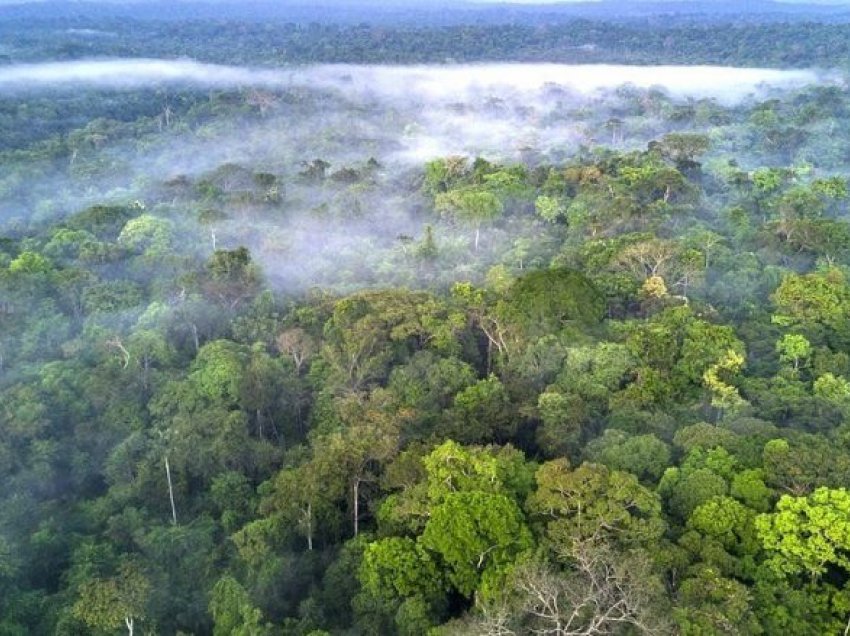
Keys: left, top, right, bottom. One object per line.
{"left": 1, "top": 0, "right": 849, "bottom": 25}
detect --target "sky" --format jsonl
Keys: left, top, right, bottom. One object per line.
{"left": 1, "top": 0, "right": 850, "bottom": 10}
{"left": 0, "top": 0, "right": 848, "bottom": 4}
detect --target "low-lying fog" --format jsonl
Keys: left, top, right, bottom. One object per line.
{"left": 0, "top": 59, "right": 824, "bottom": 100}
{"left": 2, "top": 60, "right": 833, "bottom": 171}
{"left": 0, "top": 59, "right": 841, "bottom": 290}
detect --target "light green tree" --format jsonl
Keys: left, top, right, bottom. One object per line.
{"left": 435, "top": 189, "right": 503, "bottom": 251}
{"left": 534, "top": 195, "right": 565, "bottom": 224}
{"left": 420, "top": 490, "right": 533, "bottom": 598}
{"left": 209, "top": 575, "right": 270, "bottom": 636}
{"left": 756, "top": 487, "right": 850, "bottom": 580}
{"left": 776, "top": 334, "right": 812, "bottom": 373}
{"left": 359, "top": 537, "right": 444, "bottom": 603}
{"left": 702, "top": 348, "right": 747, "bottom": 415}
{"left": 72, "top": 561, "right": 150, "bottom": 636}
{"left": 528, "top": 459, "right": 665, "bottom": 551}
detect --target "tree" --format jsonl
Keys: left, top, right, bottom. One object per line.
{"left": 435, "top": 188, "right": 503, "bottom": 251}
{"left": 776, "top": 334, "right": 812, "bottom": 373}
{"left": 72, "top": 561, "right": 150, "bottom": 636}
{"left": 475, "top": 542, "right": 669, "bottom": 635}
{"left": 674, "top": 565, "right": 761, "bottom": 635}
{"left": 420, "top": 440, "right": 535, "bottom": 505}
{"left": 731, "top": 470, "right": 774, "bottom": 513}
{"left": 359, "top": 537, "right": 444, "bottom": 604}
{"left": 681, "top": 496, "right": 761, "bottom": 579}
{"left": 369, "top": 441, "right": 536, "bottom": 602}
{"left": 257, "top": 459, "right": 344, "bottom": 551}
{"left": 276, "top": 327, "right": 315, "bottom": 375}
{"left": 117, "top": 214, "right": 175, "bottom": 261}
{"left": 8, "top": 251, "right": 52, "bottom": 275}
{"left": 209, "top": 576, "right": 269, "bottom": 636}
{"left": 420, "top": 490, "right": 533, "bottom": 598}
{"left": 299, "top": 393, "right": 406, "bottom": 538}
{"left": 756, "top": 487, "right": 850, "bottom": 580}
{"left": 535, "top": 195, "right": 566, "bottom": 224}
{"left": 654, "top": 132, "right": 711, "bottom": 170}
{"left": 387, "top": 351, "right": 476, "bottom": 438}
{"left": 204, "top": 246, "right": 262, "bottom": 310}
{"left": 702, "top": 348, "right": 748, "bottom": 416}
{"left": 585, "top": 430, "right": 671, "bottom": 483}
{"left": 320, "top": 289, "right": 462, "bottom": 393}
{"left": 423, "top": 156, "right": 469, "bottom": 195}
{"left": 761, "top": 437, "right": 850, "bottom": 496}
{"left": 535, "top": 390, "right": 587, "bottom": 458}
{"left": 659, "top": 465, "right": 729, "bottom": 522}
{"left": 189, "top": 339, "right": 248, "bottom": 407}
{"left": 772, "top": 268, "right": 850, "bottom": 337}
{"left": 443, "top": 374, "right": 514, "bottom": 443}
{"left": 528, "top": 459, "right": 665, "bottom": 552}
{"left": 501, "top": 268, "right": 605, "bottom": 339}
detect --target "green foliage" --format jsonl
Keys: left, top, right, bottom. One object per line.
{"left": 66, "top": 203, "right": 140, "bottom": 239}
{"left": 71, "top": 561, "right": 150, "bottom": 634}
{"left": 421, "top": 440, "right": 535, "bottom": 504}
{"left": 190, "top": 340, "right": 248, "bottom": 405}
{"left": 585, "top": 429, "right": 671, "bottom": 483}
{"left": 209, "top": 576, "right": 269, "bottom": 636}
{"left": 776, "top": 333, "right": 812, "bottom": 372}
{"left": 659, "top": 465, "right": 729, "bottom": 521}
{"left": 674, "top": 565, "right": 761, "bottom": 635}
{"left": 684, "top": 496, "right": 761, "bottom": 578}
{"left": 444, "top": 374, "right": 513, "bottom": 443}
{"left": 536, "top": 389, "right": 585, "bottom": 457}
{"left": 360, "top": 537, "right": 444, "bottom": 602}
{"left": 6, "top": 25, "right": 850, "bottom": 634}
{"left": 772, "top": 268, "right": 850, "bottom": 334}
{"left": 435, "top": 187, "right": 504, "bottom": 251}
{"left": 756, "top": 487, "right": 850, "bottom": 579}
{"left": 528, "top": 459, "right": 665, "bottom": 552}
{"left": 8, "top": 251, "right": 52, "bottom": 275}
{"left": 534, "top": 195, "right": 565, "bottom": 224}
{"left": 503, "top": 268, "right": 605, "bottom": 335}
{"left": 420, "top": 490, "right": 533, "bottom": 598}
{"left": 731, "top": 470, "right": 774, "bottom": 513}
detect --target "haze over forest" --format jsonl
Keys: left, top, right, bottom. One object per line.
{"left": 3, "top": 2, "right": 850, "bottom": 636}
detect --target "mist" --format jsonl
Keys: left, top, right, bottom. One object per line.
{"left": 0, "top": 59, "right": 825, "bottom": 102}
{"left": 0, "top": 59, "right": 841, "bottom": 292}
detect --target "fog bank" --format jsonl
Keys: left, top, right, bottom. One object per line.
{"left": 1, "top": 58, "right": 841, "bottom": 292}
{"left": 0, "top": 59, "right": 828, "bottom": 105}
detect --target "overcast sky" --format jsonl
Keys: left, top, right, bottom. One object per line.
{"left": 1, "top": 0, "right": 850, "bottom": 6}
{"left": 0, "top": 0, "right": 849, "bottom": 4}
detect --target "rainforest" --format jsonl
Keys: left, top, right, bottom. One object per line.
{"left": 3, "top": 2, "right": 850, "bottom": 635}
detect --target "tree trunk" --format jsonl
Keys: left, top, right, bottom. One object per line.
{"left": 165, "top": 455, "right": 178, "bottom": 525}
{"left": 125, "top": 617, "right": 134, "bottom": 636}
{"left": 141, "top": 354, "right": 150, "bottom": 391}
{"left": 474, "top": 227, "right": 480, "bottom": 251}
{"left": 306, "top": 503, "right": 313, "bottom": 551}
{"left": 190, "top": 323, "right": 199, "bottom": 353}
{"left": 353, "top": 479, "right": 360, "bottom": 537}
